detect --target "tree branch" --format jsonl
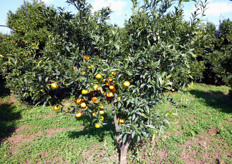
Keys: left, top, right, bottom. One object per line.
{"left": 112, "top": 101, "right": 120, "bottom": 135}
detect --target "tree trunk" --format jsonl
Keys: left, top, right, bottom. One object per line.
{"left": 111, "top": 102, "right": 131, "bottom": 164}
{"left": 119, "top": 140, "right": 130, "bottom": 164}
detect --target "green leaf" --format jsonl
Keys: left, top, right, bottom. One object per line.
{"left": 114, "top": 43, "right": 119, "bottom": 50}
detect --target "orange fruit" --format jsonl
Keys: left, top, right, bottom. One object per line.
{"left": 111, "top": 71, "right": 116, "bottom": 76}
{"left": 88, "top": 65, "right": 94, "bottom": 71}
{"left": 95, "top": 123, "right": 101, "bottom": 128}
{"left": 91, "top": 97, "right": 98, "bottom": 102}
{"left": 119, "top": 118, "right": 125, "bottom": 124}
{"left": 81, "top": 89, "right": 88, "bottom": 95}
{"left": 117, "top": 97, "right": 121, "bottom": 101}
{"left": 51, "top": 82, "right": 59, "bottom": 89}
{"left": 75, "top": 98, "right": 82, "bottom": 104}
{"left": 84, "top": 55, "right": 90, "bottom": 60}
{"left": 52, "top": 105, "right": 60, "bottom": 111}
{"left": 72, "top": 67, "right": 76, "bottom": 70}
{"left": 106, "top": 92, "right": 113, "bottom": 98}
{"left": 93, "top": 84, "right": 99, "bottom": 91}
{"left": 99, "top": 104, "right": 104, "bottom": 109}
{"left": 92, "top": 112, "right": 96, "bottom": 117}
{"left": 75, "top": 112, "right": 82, "bottom": 118}
{"left": 105, "top": 80, "right": 110, "bottom": 86}
{"left": 109, "top": 85, "right": 115, "bottom": 90}
{"left": 100, "top": 116, "right": 104, "bottom": 121}
{"left": 96, "top": 73, "right": 103, "bottom": 79}
{"left": 99, "top": 110, "right": 104, "bottom": 115}
{"left": 80, "top": 102, "right": 87, "bottom": 108}
{"left": 108, "top": 77, "right": 113, "bottom": 82}
{"left": 123, "top": 81, "right": 130, "bottom": 88}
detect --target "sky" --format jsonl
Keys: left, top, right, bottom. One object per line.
{"left": 0, "top": 0, "right": 232, "bottom": 34}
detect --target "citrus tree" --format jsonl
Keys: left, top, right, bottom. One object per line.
{"left": 1, "top": 0, "right": 57, "bottom": 104}
{"left": 49, "top": 0, "right": 206, "bottom": 163}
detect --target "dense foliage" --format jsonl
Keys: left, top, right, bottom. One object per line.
{"left": 194, "top": 19, "right": 232, "bottom": 86}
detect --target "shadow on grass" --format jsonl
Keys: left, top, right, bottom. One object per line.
{"left": 0, "top": 76, "right": 10, "bottom": 98}
{"left": 190, "top": 89, "right": 232, "bottom": 113}
{"left": 68, "top": 117, "right": 116, "bottom": 142}
{"left": 68, "top": 116, "right": 120, "bottom": 154}
{"left": 0, "top": 103, "right": 22, "bottom": 145}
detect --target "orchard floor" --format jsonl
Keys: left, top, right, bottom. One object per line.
{"left": 0, "top": 83, "right": 231, "bottom": 163}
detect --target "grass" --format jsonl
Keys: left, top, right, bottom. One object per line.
{"left": 0, "top": 83, "right": 231, "bottom": 163}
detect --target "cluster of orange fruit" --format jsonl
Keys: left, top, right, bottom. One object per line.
{"left": 52, "top": 55, "right": 131, "bottom": 128}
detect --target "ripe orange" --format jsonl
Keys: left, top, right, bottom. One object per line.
{"left": 52, "top": 105, "right": 60, "bottom": 111}
{"left": 109, "top": 85, "right": 115, "bottom": 90}
{"left": 75, "top": 98, "right": 82, "bottom": 104}
{"left": 106, "top": 92, "right": 113, "bottom": 98}
{"left": 75, "top": 112, "right": 82, "bottom": 118}
{"left": 100, "top": 116, "right": 104, "bottom": 121}
{"left": 99, "top": 110, "right": 104, "bottom": 115}
{"left": 93, "top": 84, "right": 99, "bottom": 91}
{"left": 111, "top": 71, "right": 116, "bottom": 76}
{"left": 51, "top": 82, "right": 59, "bottom": 89}
{"left": 108, "top": 77, "right": 113, "bottom": 82}
{"left": 80, "top": 102, "right": 87, "bottom": 108}
{"left": 96, "top": 73, "right": 103, "bottom": 79}
{"left": 123, "top": 81, "right": 130, "bottom": 88}
{"left": 84, "top": 55, "right": 90, "bottom": 60}
{"left": 81, "top": 89, "right": 88, "bottom": 95}
{"left": 105, "top": 80, "right": 110, "bottom": 86}
{"left": 72, "top": 67, "right": 76, "bottom": 70}
{"left": 99, "top": 104, "right": 104, "bottom": 109}
{"left": 95, "top": 123, "right": 101, "bottom": 128}
{"left": 119, "top": 118, "right": 125, "bottom": 124}
{"left": 88, "top": 65, "right": 94, "bottom": 71}
{"left": 91, "top": 97, "right": 98, "bottom": 102}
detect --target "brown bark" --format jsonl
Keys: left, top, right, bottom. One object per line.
{"left": 119, "top": 137, "right": 131, "bottom": 164}
{"left": 111, "top": 102, "right": 131, "bottom": 164}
